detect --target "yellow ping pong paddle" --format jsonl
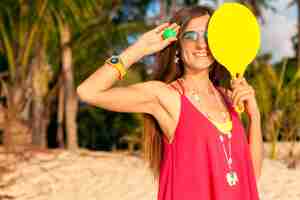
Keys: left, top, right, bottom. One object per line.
{"left": 207, "top": 2, "right": 261, "bottom": 113}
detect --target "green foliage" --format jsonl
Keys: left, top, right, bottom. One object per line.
{"left": 77, "top": 106, "right": 142, "bottom": 151}
{"left": 0, "top": 0, "right": 152, "bottom": 150}
{"left": 73, "top": 1, "right": 152, "bottom": 151}
{"left": 245, "top": 55, "right": 300, "bottom": 158}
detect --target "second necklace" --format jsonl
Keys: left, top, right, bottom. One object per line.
{"left": 209, "top": 82, "right": 239, "bottom": 187}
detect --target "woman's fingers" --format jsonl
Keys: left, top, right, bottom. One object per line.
{"left": 233, "top": 90, "right": 252, "bottom": 106}
{"left": 174, "top": 26, "right": 180, "bottom": 35}
{"left": 238, "top": 94, "right": 251, "bottom": 104}
{"left": 241, "top": 77, "right": 249, "bottom": 87}
{"left": 231, "top": 77, "right": 243, "bottom": 88}
{"left": 160, "top": 36, "right": 178, "bottom": 48}
{"left": 230, "top": 75, "right": 257, "bottom": 113}
{"left": 153, "top": 22, "right": 170, "bottom": 34}
{"left": 232, "top": 85, "right": 255, "bottom": 105}
{"left": 155, "top": 22, "right": 180, "bottom": 36}
{"left": 153, "top": 22, "right": 179, "bottom": 48}
{"left": 168, "top": 23, "right": 180, "bottom": 31}
{"left": 232, "top": 87, "right": 244, "bottom": 101}
{"left": 137, "top": 22, "right": 180, "bottom": 56}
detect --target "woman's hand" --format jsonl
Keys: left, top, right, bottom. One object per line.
{"left": 119, "top": 22, "right": 179, "bottom": 68}
{"left": 135, "top": 22, "right": 180, "bottom": 57}
{"left": 230, "top": 74, "right": 260, "bottom": 119}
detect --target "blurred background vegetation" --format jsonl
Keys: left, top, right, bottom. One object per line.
{"left": 0, "top": 0, "right": 299, "bottom": 160}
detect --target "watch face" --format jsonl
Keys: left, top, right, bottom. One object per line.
{"left": 111, "top": 56, "right": 119, "bottom": 64}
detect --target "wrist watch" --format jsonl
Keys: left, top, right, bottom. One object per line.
{"left": 105, "top": 55, "right": 126, "bottom": 80}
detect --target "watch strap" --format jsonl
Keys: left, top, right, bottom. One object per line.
{"left": 105, "top": 55, "right": 127, "bottom": 80}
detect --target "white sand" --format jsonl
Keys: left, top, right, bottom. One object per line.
{"left": 0, "top": 142, "right": 300, "bottom": 200}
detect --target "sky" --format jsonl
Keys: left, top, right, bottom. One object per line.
{"left": 147, "top": 0, "right": 298, "bottom": 64}
{"left": 259, "top": 0, "right": 297, "bottom": 63}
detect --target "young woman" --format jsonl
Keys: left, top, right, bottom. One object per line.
{"left": 77, "top": 5, "right": 264, "bottom": 200}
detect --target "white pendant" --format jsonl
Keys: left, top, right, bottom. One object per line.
{"left": 226, "top": 170, "right": 239, "bottom": 186}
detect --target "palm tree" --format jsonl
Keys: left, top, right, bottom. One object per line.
{"left": 0, "top": 0, "right": 155, "bottom": 152}
{"left": 0, "top": 0, "right": 52, "bottom": 151}
{"left": 0, "top": 0, "right": 103, "bottom": 151}
{"left": 246, "top": 54, "right": 300, "bottom": 159}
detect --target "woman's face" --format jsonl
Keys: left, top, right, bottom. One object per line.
{"left": 179, "top": 15, "right": 215, "bottom": 71}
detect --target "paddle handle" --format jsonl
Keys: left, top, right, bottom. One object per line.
{"left": 231, "top": 73, "right": 245, "bottom": 114}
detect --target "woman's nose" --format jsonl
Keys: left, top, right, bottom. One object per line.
{"left": 196, "top": 36, "right": 208, "bottom": 49}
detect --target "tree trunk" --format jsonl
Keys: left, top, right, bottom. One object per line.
{"left": 60, "top": 23, "right": 78, "bottom": 151}
{"left": 2, "top": 108, "right": 31, "bottom": 153}
{"left": 159, "top": 0, "right": 166, "bottom": 20}
{"left": 31, "top": 49, "right": 52, "bottom": 148}
{"left": 170, "top": 0, "right": 177, "bottom": 16}
{"left": 0, "top": 80, "right": 32, "bottom": 152}
{"left": 32, "top": 98, "right": 46, "bottom": 147}
{"left": 57, "top": 75, "right": 65, "bottom": 148}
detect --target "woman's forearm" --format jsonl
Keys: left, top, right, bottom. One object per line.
{"left": 76, "top": 22, "right": 179, "bottom": 97}
{"left": 76, "top": 43, "right": 144, "bottom": 96}
{"left": 247, "top": 113, "right": 264, "bottom": 182}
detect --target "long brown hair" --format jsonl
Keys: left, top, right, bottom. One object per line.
{"left": 142, "top": 5, "right": 231, "bottom": 182}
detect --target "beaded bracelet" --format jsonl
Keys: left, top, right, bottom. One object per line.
{"left": 107, "top": 63, "right": 126, "bottom": 80}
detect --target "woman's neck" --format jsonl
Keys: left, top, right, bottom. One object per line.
{"left": 181, "top": 68, "right": 214, "bottom": 94}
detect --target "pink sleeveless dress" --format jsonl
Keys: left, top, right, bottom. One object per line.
{"left": 157, "top": 79, "right": 260, "bottom": 200}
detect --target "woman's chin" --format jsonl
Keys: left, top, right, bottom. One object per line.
{"left": 193, "top": 59, "right": 214, "bottom": 69}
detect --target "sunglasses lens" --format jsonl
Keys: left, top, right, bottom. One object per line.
{"left": 182, "top": 31, "right": 198, "bottom": 41}
{"left": 182, "top": 31, "right": 208, "bottom": 42}
{"left": 204, "top": 31, "right": 208, "bottom": 40}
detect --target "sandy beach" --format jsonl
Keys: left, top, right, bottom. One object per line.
{"left": 0, "top": 142, "right": 300, "bottom": 200}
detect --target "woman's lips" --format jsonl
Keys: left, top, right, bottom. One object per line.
{"left": 193, "top": 51, "right": 209, "bottom": 57}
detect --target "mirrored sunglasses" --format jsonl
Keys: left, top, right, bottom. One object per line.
{"left": 181, "top": 30, "right": 208, "bottom": 42}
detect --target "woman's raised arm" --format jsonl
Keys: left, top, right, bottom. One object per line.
{"left": 76, "top": 22, "right": 179, "bottom": 114}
